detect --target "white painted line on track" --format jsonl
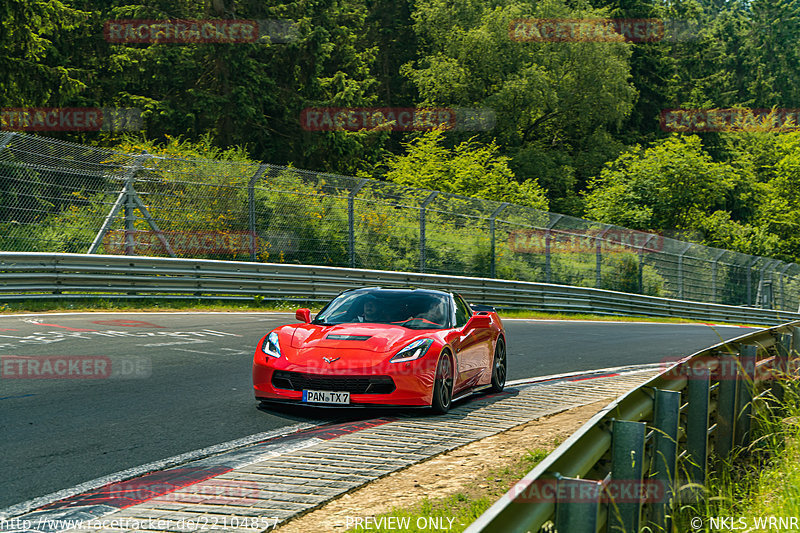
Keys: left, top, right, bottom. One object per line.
{"left": 0, "top": 311, "right": 295, "bottom": 319}
{"left": 502, "top": 318, "right": 761, "bottom": 327}
{"left": 135, "top": 339, "right": 211, "bottom": 347}
{"left": 507, "top": 363, "right": 665, "bottom": 388}
{"left": 0, "top": 421, "right": 321, "bottom": 521}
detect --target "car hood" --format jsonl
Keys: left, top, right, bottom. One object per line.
{"left": 289, "top": 323, "right": 426, "bottom": 354}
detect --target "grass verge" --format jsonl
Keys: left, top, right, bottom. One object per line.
{"left": 0, "top": 298, "right": 756, "bottom": 326}
{"left": 0, "top": 298, "right": 312, "bottom": 314}
{"left": 346, "top": 448, "right": 551, "bottom": 533}
{"left": 675, "top": 379, "right": 800, "bottom": 532}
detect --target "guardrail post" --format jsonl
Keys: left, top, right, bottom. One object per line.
{"left": 772, "top": 334, "right": 791, "bottom": 406}
{"left": 348, "top": 178, "right": 369, "bottom": 268}
{"left": 736, "top": 345, "right": 758, "bottom": 446}
{"left": 489, "top": 203, "right": 508, "bottom": 278}
{"left": 248, "top": 164, "right": 268, "bottom": 262}
{"left": 419, "top": 192, "right": 438, "bottom": 273}
{"left": 715, "top": 352, "right": 738, "bottom": 459}
{"left": 650, "top": 389, "right": 680, "bottom": 531}
{"left": 793, "top": 327, "right": 800, "bottom": 375}
{"left": 608, "top": 420, "right": 646, "bottom": 533}
{"left": 685, "top": 365, "right": 710, "bottom": 487}
{"left": 554, "top": 477, "right": 600, "bottom": 533}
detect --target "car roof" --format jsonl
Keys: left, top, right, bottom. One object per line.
{"left": 342, "top": 286, "right": 453, "bottom": 298}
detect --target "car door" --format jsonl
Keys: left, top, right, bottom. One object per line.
{"left": 451, "top": 294, "right": 492, "bottom": 393}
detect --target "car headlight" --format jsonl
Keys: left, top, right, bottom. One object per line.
{"left": 390, "top": 338, "right": 433, "bottom": 363}
{"left": 262, "top": 331, "right": 281, "bottom": 358}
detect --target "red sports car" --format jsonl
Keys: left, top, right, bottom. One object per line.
{"left": 253, "top": 287, "right": 507, "bottom": 413}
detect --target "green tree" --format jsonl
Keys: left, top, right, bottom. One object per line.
{"left": 0, "top": 0, "right": 87, "bottom": 107}
{"left": 402, "top": 0, "right": 636, "bottom": 215}
{"left": 382, "top": 128, "right": 549, "bottom": 210}
{"left": 583, "top": 135, "right": 736, "bottom": 231}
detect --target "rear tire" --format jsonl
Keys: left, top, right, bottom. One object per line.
{"left": 489, "top": 337, "right": 506, "bottom": 393}
{"left": 431, "top": 353, "right": 453, "bottom": 414}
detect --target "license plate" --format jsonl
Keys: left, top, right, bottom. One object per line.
{"left": 302, "top": 390, "right": 351, "bottom": 404}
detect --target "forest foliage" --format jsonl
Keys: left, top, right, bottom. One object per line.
{"left": 4, "top": 0, "right": 800, "bottom": 263}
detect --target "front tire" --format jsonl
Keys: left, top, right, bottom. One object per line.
{"left": 431, "top": 353, "right": 453, "bottom": 414}
{"left": 489, "top": 337, "right": 506, "bottom": 393}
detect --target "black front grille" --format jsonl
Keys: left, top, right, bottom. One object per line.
{"left": 272, "top": 371, "right": 396, "bottom": 394}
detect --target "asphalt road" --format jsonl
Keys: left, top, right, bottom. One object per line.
{"left": 0, "top": 312, "right": 758, "bottom": 509}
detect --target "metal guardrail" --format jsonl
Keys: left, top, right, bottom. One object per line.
{"left": 466, "top": 321, "right": 800, "bottom": 533}
{"left": 2, "top": 252, "right": 800, "bottom": 326}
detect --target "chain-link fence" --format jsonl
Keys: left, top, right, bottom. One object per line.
{"left": 1, "top": 131, "right": 797, "bottom": 311}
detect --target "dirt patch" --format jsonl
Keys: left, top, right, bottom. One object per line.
{"left": 275, "top": 400, "right": 612, "bottom": 533}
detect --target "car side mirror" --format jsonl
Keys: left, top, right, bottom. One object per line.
{"left": 466, "top": 314, "right": 491, "bottom": 329}
{"left": 296, "top": 308, "right": 311, "bottom": 323}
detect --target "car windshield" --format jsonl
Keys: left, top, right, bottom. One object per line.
{"left": 313, "top": 290, "right": 451, "bottom": 329}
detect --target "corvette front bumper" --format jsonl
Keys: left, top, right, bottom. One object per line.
{"left": 252, "top": 351, "right": 440, "bottom": 407}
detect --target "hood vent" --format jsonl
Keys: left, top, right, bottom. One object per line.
{"left": 325, "top": 334, "right": 372, "bottom": 341}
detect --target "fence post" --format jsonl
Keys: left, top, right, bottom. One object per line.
{"left": 756, "top": 260, "right": 778, "bottom": 309}
{"left": 248, "top": 164, "right": 268, "bottom": 262}
{"left": 638, "top": 235, "right": 655, "bottom": 294}
{"left": 650, "top": 389, "right": 681, "bottom": 532}
{"left": 489, "top": 203, "right": 508, "bottom": 278}
{"left": 685, "top": 365, "right": 710, "bottom": 487}
{"left": 554, "top": 477, "right": 600, "bottom": 533}
{"left": 678, "top": 243, "right": 692, "bottom": 300}
{"left": 348, "top": 179, "right": 369, "bottom": 268}
{"left": 715, "top": 352, "right": 738, "bottom": 459}
{"left": 595, "top": 227, "right": 611, "bottom": 288}
{"left": 711, "top": 249, "right": 726, "bottom": 304}
{"left": 608, "top": 420, "right": 646, "bottom": 533}
{"left": 736, "top": 344, "right": 758, "bottom": 446}
{"left": 545, "top": 215, "right": 563, "bottom": 284}
{"left": 419, "top": 192, "right": 438, "bottom": 273}
{"left": 124, "top": 178, "right": 136, "bottom": 255}
{"left": 778, "top": 264, "right": 792, "bottom": 310}
{"left": 88, "top": 154, "right": 148, "bottom": 255}
{"left": 746, "top": 257, "right": 757, "bottom": 306}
